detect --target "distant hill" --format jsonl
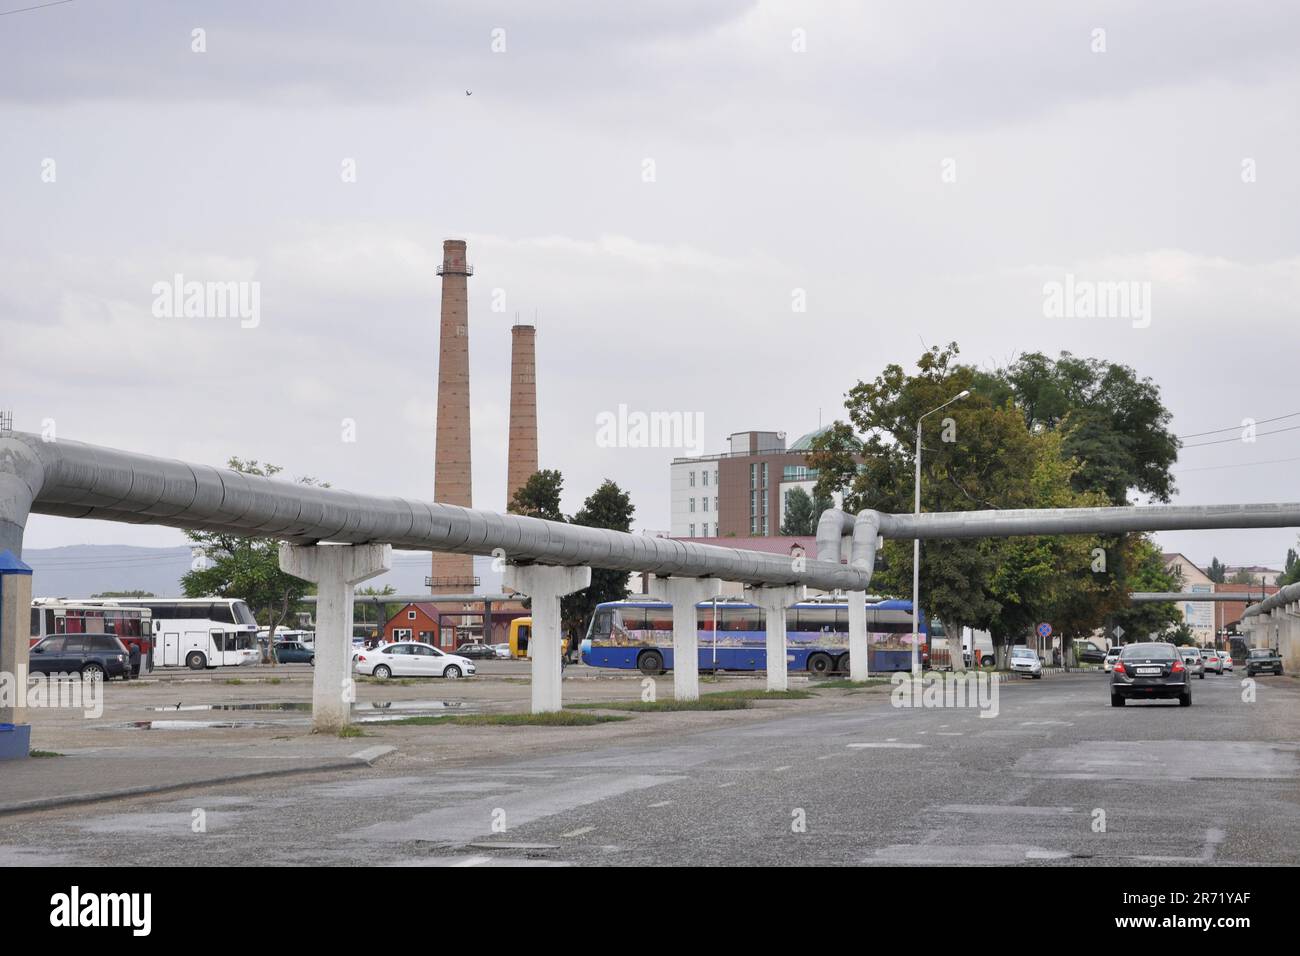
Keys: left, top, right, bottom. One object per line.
{"left": 23, "top": 545, "right": 503, "bottom": 599}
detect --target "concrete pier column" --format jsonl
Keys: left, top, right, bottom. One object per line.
{"left": 279, "top": 543, "right": 392, "bottom": 732}
{"left": 648, "top": 576, "right": 721, "bottom": 701}
{"left": 0, "top": 551, "right": 34, "bottom": 758}
{"left": 847, "top": 589, "right": 870, "bottom": 682}
{"left": 744, "top": 585, "right": 805, "bottom": 692}
{"left": 503, "top": 564, "right": 591, "bottom": 713}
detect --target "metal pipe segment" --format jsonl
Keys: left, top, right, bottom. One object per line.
{"left": 0, "top": 432, "right": 872, "bottom": 591}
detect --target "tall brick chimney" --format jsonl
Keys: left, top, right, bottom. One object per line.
{"left": 430, "top": 239, "right": 476, "bottom": 595}
{"left": 506, "top": 323, "right": 538, "bottom": 508}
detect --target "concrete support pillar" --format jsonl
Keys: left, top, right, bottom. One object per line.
{"left": 279, "top": 543, "right": 392, "bottom": 732}
{"left": 1282, "top": 604, "right": 1300, "bottom": 672}
{"left": 648, "top": 576, "right": 721, "bottom": 701}
{"left": 744, "top": 585, "right": 805, "bottom": 692}
{"left": 503, "top": 564, "right": 591, "bottom": 713}
{"left": 847, "top": 589, "right": 869, "bottom": 682}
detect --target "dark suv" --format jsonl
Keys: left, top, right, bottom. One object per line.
{"left": 1111, "top": 641, "right": 1190, "bottom": 707}
{"left": 29, "top": 633, "right": 131, "bottom": 680}
{"left": 454, "top": 643, "right": 498, "bottom": 660}
{"left": 1245, "top": 647, "right": 1284, "bottom": 676}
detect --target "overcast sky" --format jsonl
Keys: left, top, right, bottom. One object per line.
{"left": 3, "top": 0, "right": 1298, "bottom": 572}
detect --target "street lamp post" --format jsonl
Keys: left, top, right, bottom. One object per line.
{"left": 912, "top": 390, "right": 971, "bottom": 677}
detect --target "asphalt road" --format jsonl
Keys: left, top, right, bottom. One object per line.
{"left": 1, "top": 671, "right": 1296, "bottom": 866}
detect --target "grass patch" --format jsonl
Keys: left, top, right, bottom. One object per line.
{"left": 337, "top": 725, "right": 370, "bottom": 738}
{"left": 705, "top": 688, "right": 815, "bottom": 701}
{"left": 29, "top": 750, "right": 63, "bottom": 758}
{"left": 568, "top": 697, "right": 751, "bottom": 712}
{"left": 814, "top": 677, "right": 893, "bottom": 689}
{"left": 355, "top": 676, "right": 416, "bottom": 686}
{"left": 384, "top": 712, "right": 631, "bottom": 727}
{"left": 224, "top": 678, "right": 244, "bottom": 685}
{"left": 268, "top": 678, "right": 282, "bottom": 685}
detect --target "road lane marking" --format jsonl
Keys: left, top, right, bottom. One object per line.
{"left": 648, "top": 801, "right": 672, "bottom": 808}
{"left": 562, "top": 826, "right": 595, "bottom": 838}
{"left": 848, "top": 743, "right": 926, "bottom": 749}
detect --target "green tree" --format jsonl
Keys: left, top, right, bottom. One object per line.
{"left": 808, "top": 343, "right": 1173, "bottom": 666}
{"left": 995, "top": 351, "right": 1180, "bottom": 505}
{"left": 779, "top": 486, "right": 832, "bottom": 535}
{"left": 1207, "top": 557, "right": 1227, "bottom": 583}
{"left": 562, "top": 480, "right": 636, "bottom": 649}
{"left": 808, "top": 344, "right": 1041, "bottom": 657}
{"left": 508, "top": 469, "right": 565, "bottom": 520}
{"left": 356, "top": 584, "right": 398, "bottom": 636}
{"left": 1107, "top": 538, "right": 1182, "bottom": 643}
{"left": 180, "top": 458, "right": 324, "bottom": 665}
{"left": 984, "top": 432, "right": 1125, "bottom": 663}
{"left": 1228, "top": 567, "right": 1256, "bottom": 585}
{"left": 1280, "top": 547, "right": 1300, "bottom": 587}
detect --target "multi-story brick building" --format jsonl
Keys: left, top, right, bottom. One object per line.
{"left": 671, "top": 428, "right": 828, "bottom": 538}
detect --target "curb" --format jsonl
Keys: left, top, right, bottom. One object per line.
{"left": 0, "top": 745, "right": 395, "bottom": 818}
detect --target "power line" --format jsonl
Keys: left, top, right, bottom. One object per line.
{"left": 1174, "top": 454, "right": 1300, "bottom": 474}
{"left": 0, "top": 0, "right": 77, "bottom": 16}
{"left": 1177, "top": 411, "right": 1300, "bottom": 440}
{"left": 1181, "top": 423, "right": 1300, "bottom": 449}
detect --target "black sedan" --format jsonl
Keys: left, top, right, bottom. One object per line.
{"left": 1111, "top": 641, "right": 1190, "bottom": 707}
{"left": 454, "top": 642, "right": 498, "bottom": 660}
{"left": 1245, "top": 647, "right": 1284, "bottom": 676}
{"left": 29, "top": 633, "right": 131, "bottom": 680}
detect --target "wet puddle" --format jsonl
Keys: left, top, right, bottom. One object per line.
{"left": 115, "top": 700, "right": 471, "bottom": 729}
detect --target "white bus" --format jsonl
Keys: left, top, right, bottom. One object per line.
{"left": 83, "top": 597, "right": 259, "bottom": 669}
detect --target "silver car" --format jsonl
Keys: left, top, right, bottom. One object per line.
{"left": 1009, "top": 645, "right": 1043, "bottom": 678}
{"left": 1179, "top": 647, "right": 1205, "bottom": 679}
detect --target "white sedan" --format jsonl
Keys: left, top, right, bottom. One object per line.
{"left": 1103, "top": 649, "right": 1120, "bottom": 673}
{"left": 1009, "top": 646, "right": 1043, "bottom": 678}
{"left": 352, "top": 641, "right": 476, "bottom": 679}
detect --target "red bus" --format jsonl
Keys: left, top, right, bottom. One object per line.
{"left": 30, "top": 599, "right": 154, "bottom": 676}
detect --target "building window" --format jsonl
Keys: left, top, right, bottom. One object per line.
{"left": 702, "top": 471, "right": 709, "bottom": 487}
{"left": 689, "top": 498, "right": 695, "bottom": 512}
{"left": 407, "top": 610, "right": 416, "bottom": 620}
{"left": 715, "top": 497, "right": 718, "bottom": 511}
{"left": 689, "top": 523, "right": 695, "bottom": 537}
{"left": 750, "top": 464, "right": 757, "bottom": 490}
{"left": 702, "top": 498, "right": 709, "bottom": 512}
{"left": 762, "top": 462, "right": 768, "bottom": 488}
{"left": 689, "top": 471, "right": 696, "bottom": 487}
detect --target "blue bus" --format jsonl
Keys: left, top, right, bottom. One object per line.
{"left": 579, "top": 597, "right": 928, "bottom": 676}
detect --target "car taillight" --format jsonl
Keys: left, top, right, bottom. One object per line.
{"left": 357, "top": 655, "right": 366, "bottom": 662}
{"left": 1171, "top": 660, "right": 1185, "bottom": 673}
{"left": 1113, "top": 662, "right": 1125, "bottom": 674}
